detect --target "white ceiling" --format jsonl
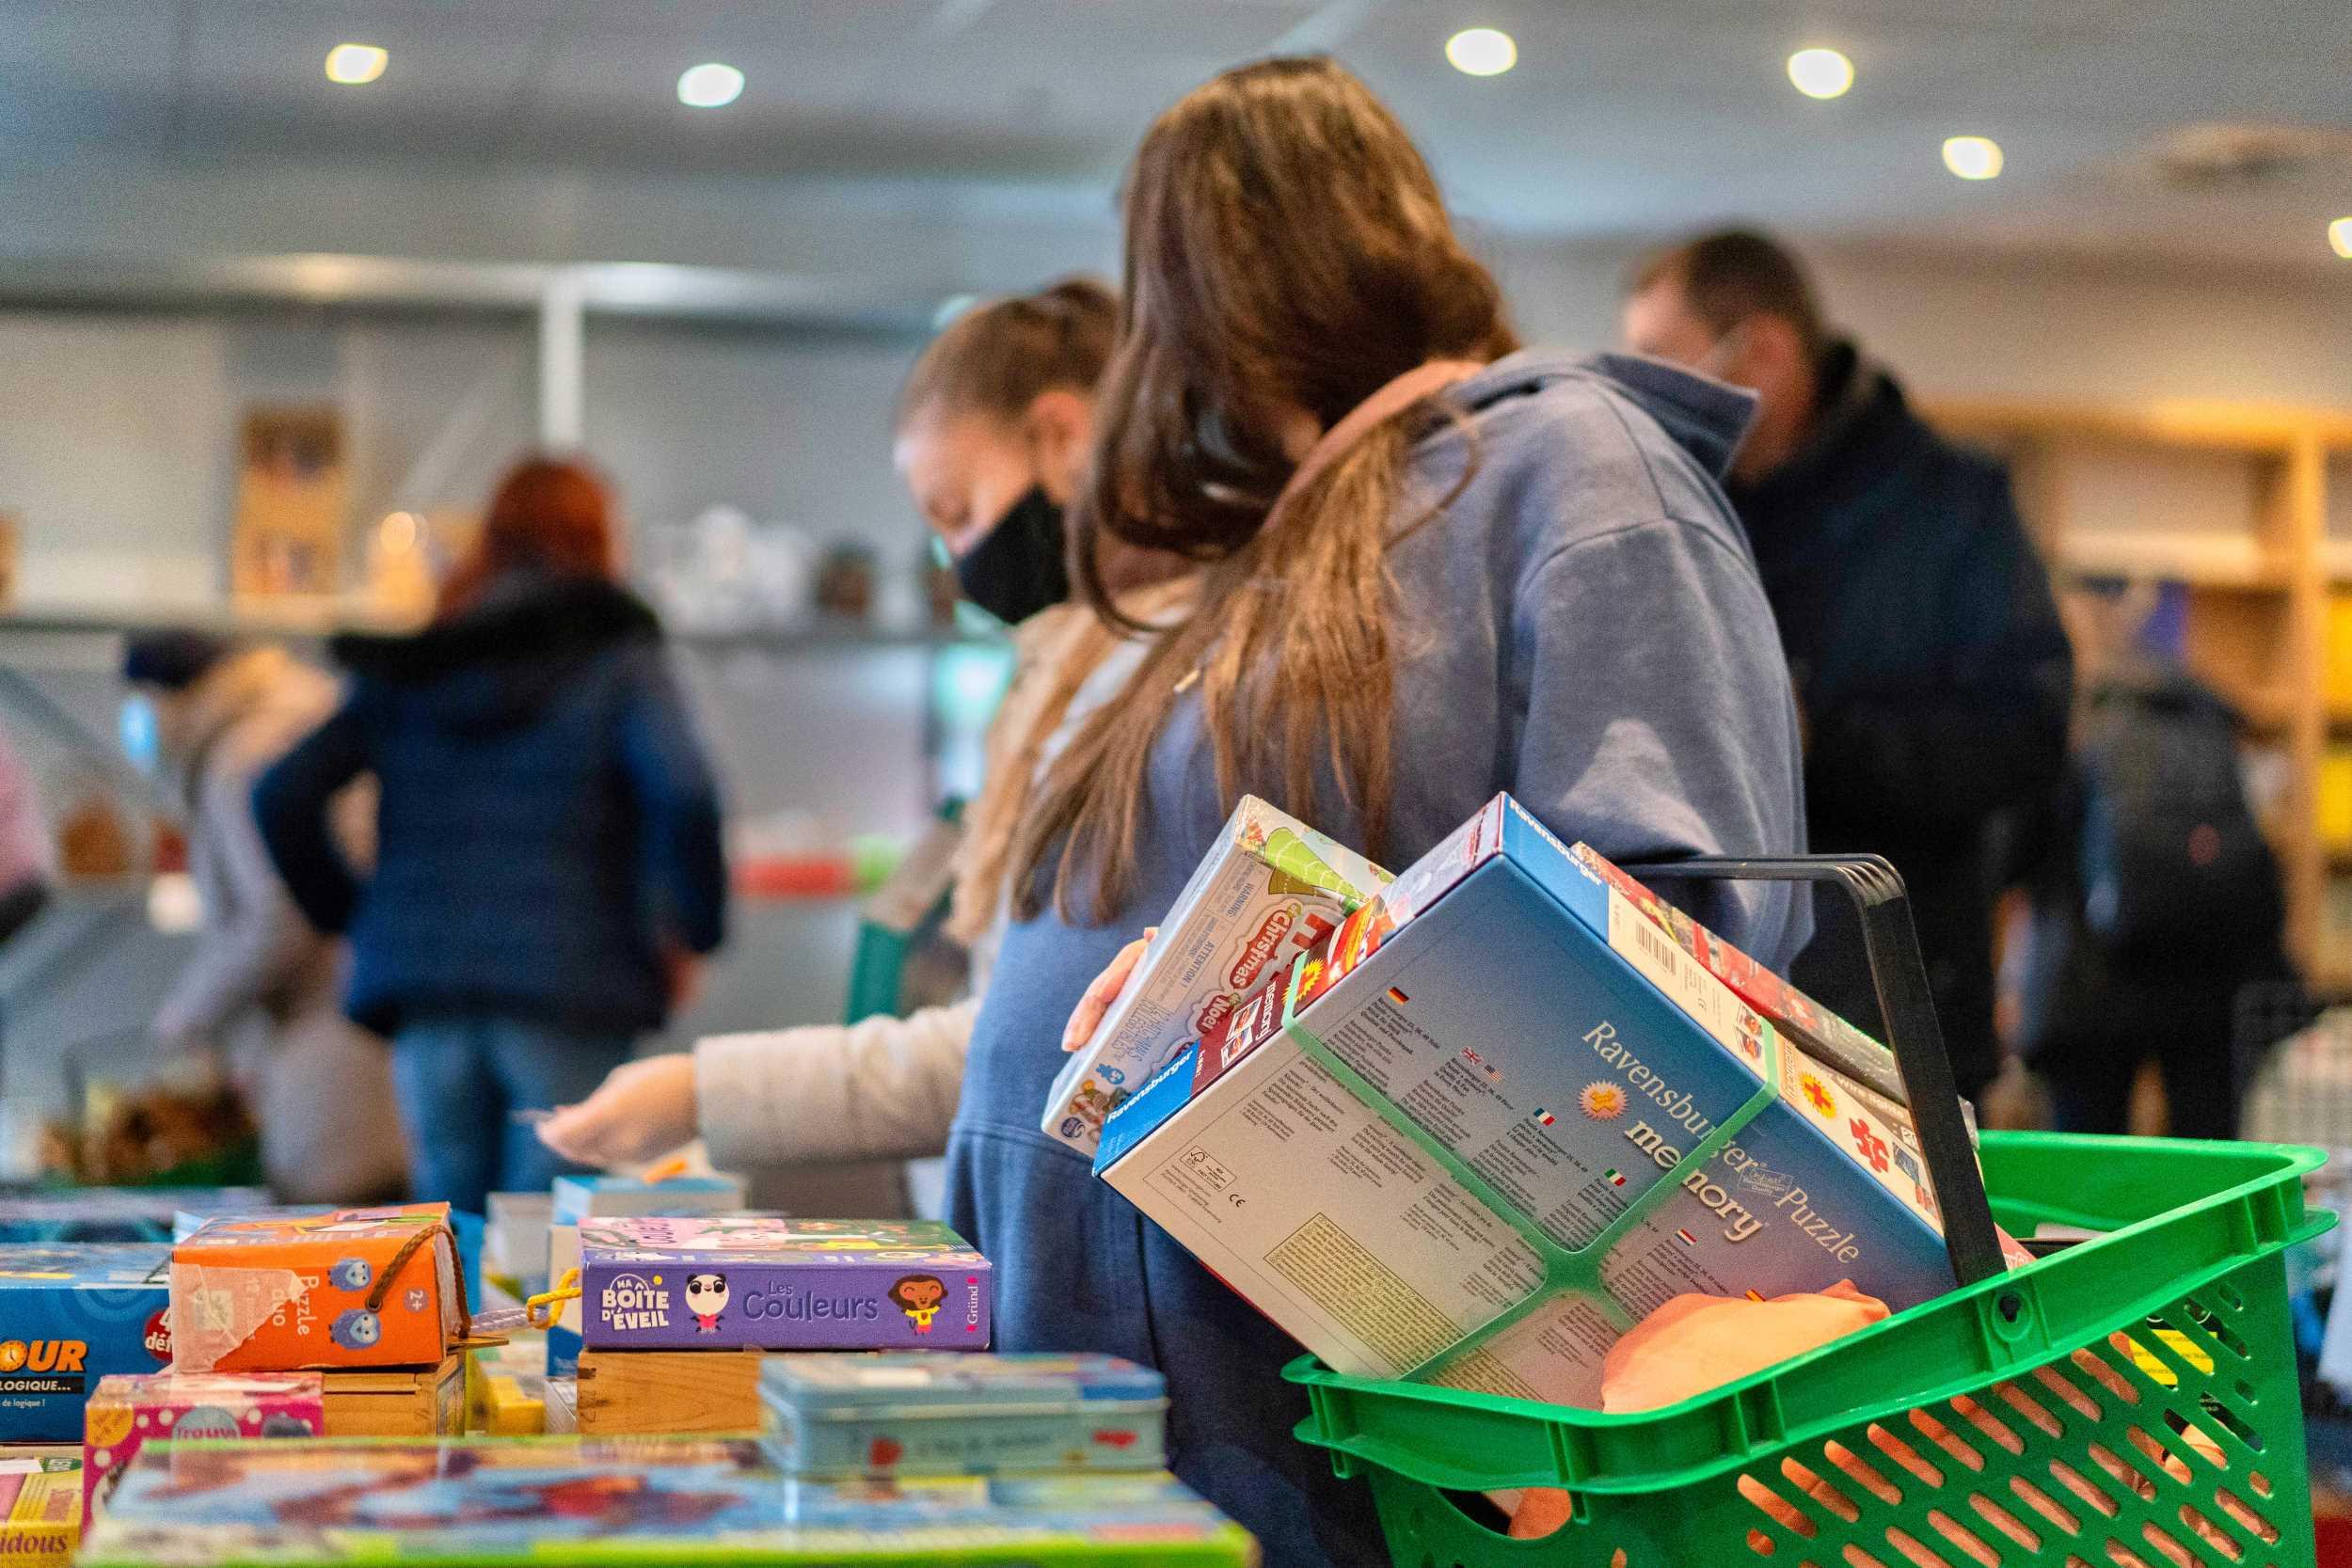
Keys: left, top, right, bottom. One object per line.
{"left": 1, "top": 0, "right": 2346, "bottom": 273}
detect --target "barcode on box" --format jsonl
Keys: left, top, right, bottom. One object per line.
{"left": 1608, "top": 889, "right": 1739, "bottom": 1052}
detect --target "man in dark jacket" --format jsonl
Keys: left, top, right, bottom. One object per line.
{"left": 1624, "top": 230, "right": 2073, "bottom": 1097}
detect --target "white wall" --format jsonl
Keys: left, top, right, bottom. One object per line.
{"left": 0, "top": 310, "right": 536, "bottom": 608}
{"left": 1499, "top": 239, "right": 2352, "bottom": 411}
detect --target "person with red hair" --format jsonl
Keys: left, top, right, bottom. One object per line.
{"left": 255, "top": 457, "right": 727, "bottom": 1212}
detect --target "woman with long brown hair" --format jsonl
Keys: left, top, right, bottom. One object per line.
{"left": 946, "top": 58, "right": 1807, "bottom": 1564}
{"left": 255, "top": 457, "right": 727, "bottom": 1212}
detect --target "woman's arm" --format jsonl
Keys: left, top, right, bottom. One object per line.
{"left": 536, "top": 998, "right": 979, "bottom": 1169}
{"left": 696, "top": 998, "right": 978, "bottom": 1167}
{"left": 251, "top": 695, "right": 372, "bottom": 935}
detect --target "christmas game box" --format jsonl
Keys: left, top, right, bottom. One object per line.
{"left": 580, "top": 1218, "right": 992, "bottom": 1353}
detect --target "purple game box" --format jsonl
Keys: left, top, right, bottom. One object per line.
{"left": 578, "top": 1217, "right": 993, "bottom": 1352}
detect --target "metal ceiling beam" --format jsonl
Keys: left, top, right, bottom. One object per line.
{"left": 0, "top": 254, "right": 940, "bottom": 333}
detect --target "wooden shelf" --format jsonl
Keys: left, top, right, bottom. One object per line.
{"left": 2053, "top": 533, "right": 2290, "bottom": 591}
{"left": 1937, "top": 397, "right": 2349, "bottom": 980}
{"left": 0, "top": 603, "right": 1002, "bottom": 656}
{"left": 2236, "top": 684, "right": 2297, "bottom": 733}
{"left": 1931, "top": 397, "right": 2352, "bottom": 456}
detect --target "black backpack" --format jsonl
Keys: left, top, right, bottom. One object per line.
{"left": 2074, "top": 670, "right": 2283, "bottom": 970}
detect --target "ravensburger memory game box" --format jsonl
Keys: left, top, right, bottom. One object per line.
{"left": 1097, "top": 794, "right": 1964, "bottom": 1408}
{"left": 1041, "top": 795, "right": 1388, "bottom": 1158}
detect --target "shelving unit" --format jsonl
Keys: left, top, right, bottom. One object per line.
{"left": 1927, "top": 398, "right": 2352, "bottom": 983}
{"left": 0, "top": 602, "right": 987, "bottom": 656}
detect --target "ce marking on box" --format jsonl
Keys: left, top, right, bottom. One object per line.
{"left": 1180, "top": 1146, "right": 1235, "bottom": 1193}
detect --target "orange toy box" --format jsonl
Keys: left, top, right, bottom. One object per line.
{"left": 169, "top": 1204, "right": 464, "bottom": 1373}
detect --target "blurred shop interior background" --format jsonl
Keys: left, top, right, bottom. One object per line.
{"left": 0, "top": 0, "right": 2349, "bottom": 1177}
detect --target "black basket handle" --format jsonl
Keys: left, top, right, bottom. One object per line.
{"left": 1630, "top": 854, "right": 2009, "bottom": 1289}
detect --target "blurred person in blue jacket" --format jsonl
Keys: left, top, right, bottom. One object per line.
{"left": 954, "top": 59, "right": 1806, "bottom": 1567}
{"left": 255, "top": 458, "right": 727, "bottom": 1212}
{"left": 1623, "top": 230, "right": 2073, "bottom": 1096}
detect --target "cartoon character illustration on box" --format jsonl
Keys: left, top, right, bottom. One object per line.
{"left": 889, "top": 1274, "right": 946, "bottom": 1333}
{"left": 329, "top": 1258, "right": 372, "bottom": 1291}
{"left": 1059, "top": 1078, "right": 1124, "bottom": 1142}
{"left": 684, "top": 1273, "right": 729, "bottom": 1333}
{"left": 173, "top": 1405, "right": 245, "bottom": 1440}
{"left": 329, "top": 1307, "right": 382, "bottom": 1351}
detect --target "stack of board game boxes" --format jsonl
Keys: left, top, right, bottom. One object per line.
{"left": 168, "top": 1203, "right": 471, "bottom": 1439}
{"left": 66, "top": 1186, "right": 1252, "bottom": 1563}
{"left": 571, "top": 1212, "right": 996, "bottom": 1437}
{"left": 544, "top": 1173, "right": 749, "bottom": 1381}
{"left": 0, "top": 1185, "right": 310, "bottom": 1562}
{"left": 1093, "top": 792, "right": 2001, "bottom": 1407}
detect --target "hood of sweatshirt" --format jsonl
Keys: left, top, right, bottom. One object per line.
{"left": 1445, "top": 349, "right": 1761, "bottom": 483}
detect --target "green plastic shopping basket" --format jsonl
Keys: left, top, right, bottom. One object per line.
{"left": 1281, "top": 856, "right": 2338, "bottom": 1568}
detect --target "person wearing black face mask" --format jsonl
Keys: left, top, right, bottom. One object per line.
{"left": 892, "top": 286, "right": 1098, "bottom": 630}
{"left": 539, "top": 277, "right": 1188, "bottom": 1182}
{"left": 952, "top": 486, "right": 1070, "bottom": 627}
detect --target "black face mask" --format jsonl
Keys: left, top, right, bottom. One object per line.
{"left": 954, "top": 484, "right": 1070, "bottom": 626}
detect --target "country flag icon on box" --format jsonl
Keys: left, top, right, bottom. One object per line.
{"left": 1676, "top": 1228, "right": 1697, "bottom": 1246}
{"left": 1534, "top": 1108, "right": 1556, "bottom": 1127}
{"left": 1602, "top": 1168, "right": 1627, "bottom": 1188}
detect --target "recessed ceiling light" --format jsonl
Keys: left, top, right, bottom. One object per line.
{"left": 1445, "top": 28, "right": 1518, "bottom": 77}
{"left": 1942, "top": 135, "right": 2004, "bottom": 180}
{"left": 677, "top": 62, "right": 745, "bottom": 108}
{"left": 1786, "top": 47, "right": 1853, "bottom": 100}
{"left": 2331, "top": 217, "right": 2352, "bottom": 260}
{"left": 325, "top": 43, "right": 388, "bottom": 86}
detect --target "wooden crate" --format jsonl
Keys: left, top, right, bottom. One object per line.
{"left": 575, "top": 1350, "right": 764, "bottom": 1436}
{"left": 322, "top": 1354, "right": 465, "bottom": 1438}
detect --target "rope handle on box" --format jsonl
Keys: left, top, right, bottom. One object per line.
{"left": 525, "top": 1269, "right": 583, "bottom": 1332}
{"left": 363, "top": 1219, "right": 475, "bottom": 1343}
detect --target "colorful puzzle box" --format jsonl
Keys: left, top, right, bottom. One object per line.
{"left": 1098, "top": 793, "right": 1975, "bottom": 1408}
{"left": 1041, "top": 794, "right": 1389, "bottom": 1159}
{"left": 172, "top": 1204, "right": 460, "bottom": 1372}
{"left": 78, "top": 1438, "right": 1253, "bottom": 1564}
{"left": 82, "top": 1370, "right": 324, "bottom": 1519}
{"left": 0, "top": 1449, "right": 80, "bottom": 1567}
{"left": 0, "top": 1244, "right": 173, "bottom": 1441}
{"left": 579, "top": 1218, "right": 992, "bottom": 1353}
{"left": 759, "top": 1353, "right": 1167, "bottom": 1478}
